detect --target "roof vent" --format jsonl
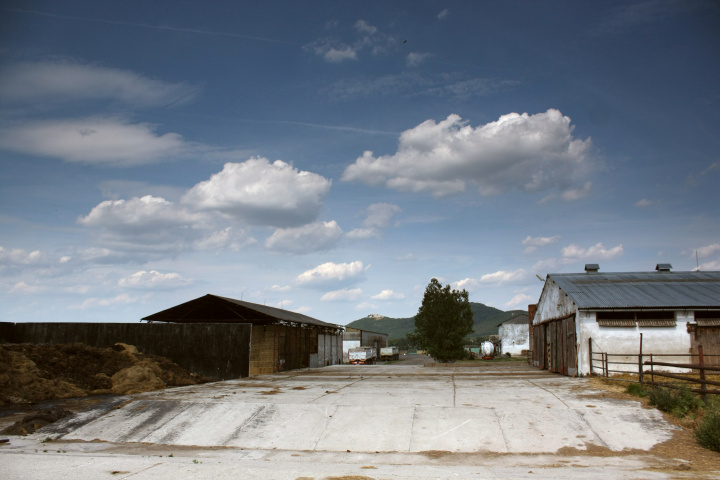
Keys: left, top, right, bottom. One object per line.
{"left": 656, "top": 263, "right": 672, "bottom": 272}
{"left": 585, "top": 264, "right": 600, "bottom": 273}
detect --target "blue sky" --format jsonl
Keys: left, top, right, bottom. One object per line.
{"left": 1, "top": 1, "right": 719, "bottom": 326}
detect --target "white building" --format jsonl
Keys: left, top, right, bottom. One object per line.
{"left": 532, "top": 264, "right": 720, "bottom": 376}
{"left": 498, "top": 314, "right": 529, "bottom": 356}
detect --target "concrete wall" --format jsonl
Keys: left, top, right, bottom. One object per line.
{"left": 1, "top": 322, "right": 251, "bottom": 380}
{"left": 499, "top": 323, "right": 530, "bottom": 355}
{"left": 577, "top": 310, "right": 693, "bottom": 375}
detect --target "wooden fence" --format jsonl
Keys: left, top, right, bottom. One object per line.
{"left": 590, "top": 337, "right": 720, "bottom": 405}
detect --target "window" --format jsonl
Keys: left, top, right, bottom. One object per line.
{"left": 596, "top": 311, "right": 676, "bottom": 327}
{"left": 695, "top": 311, "right": 720, "bottom": 327}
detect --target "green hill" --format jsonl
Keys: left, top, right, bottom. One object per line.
{"left": 345, "top": 302, "right": 527, "bottom": 339}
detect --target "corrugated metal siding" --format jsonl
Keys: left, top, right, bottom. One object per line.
{"left": 550, "top": 271, "right": 720, "bottom": 309}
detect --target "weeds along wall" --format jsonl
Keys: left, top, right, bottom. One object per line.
{"left": 0, "top": 322, "right": 251, "bottom": 380}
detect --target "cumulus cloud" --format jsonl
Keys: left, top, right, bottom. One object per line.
{"left": 371, "top": 289, "right": 405, "bottom": 300}
{"left": 305, "top": 19, "right": 396, "bottom": 63}
{"left": 72, "top": 293, "right": 139, "bottom": 310}
{"left": 561, "top": 242, "right": 624, "bottom": 260}
{"left": 522, "top": 235, "right": 560, "bottom": 254}
{"left": 182, "top": 158, "right": 332, "bottom": 227}
{"left": 77, "top": 195, "right": 253, "bottom": 257}
{"left": 347, "top": 203, "right": 401, "bottom": 239}
{"left": 505, "top": 293, "right": 534, "bottom": 308}
{"left": 695, "top": 260, "right": 720, "bottom": 271}
{"left": 342, "top": 109, "right": 592, "bottom": 198}
{"left": 454, "top": 269, "right": 529, "bottom": 289}
{"left": 0, "top": 117, "right": 188, "bottom": 166}
{"left": 265, "top": 221, "right": 343, "bottom": 253}
{"left": 636, "top": 198, "right": 653, "bottom": 207}
{"left": 0, "top": 246, "right": 49, "bottom": 267}
{"left": 355, "top": 20, "right": 378, "bottom": 35}
{"left": 118, "top": 270, "right": 191, "bottom": 289}
{"left": 0, "top": 60, "right": 198, "bottom": 107}
{"left": 406, "top": 52, "right": 431, "bottom": 67}
{"left": 295, "top": 261, "right": 368, "bottom": 288}
{"left": 9, "top": 281, "right": 42, "bottom": 294}
{"left": 695, "top": 243, "right": 720, "bottom": 258}
{"left": 321, "top": 288, "right": 363, "bottom": 301}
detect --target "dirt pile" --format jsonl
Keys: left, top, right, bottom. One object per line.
{"left": 0, "top": 406, "right": 73, "bottom": 435}
{"left": 0, "top": 342, "right": 210, "bottom": 405}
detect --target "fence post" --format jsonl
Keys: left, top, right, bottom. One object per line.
{"left": 650, "top": 354, "right": 654, "bottom": 386}
{"left": 699, "top": 345, "right": 708, "bottom": 406}
{"left": 638, "top": 333, "right": 643, "bottom": 385}
{"left": 589, "top": 338, "right": 593, "bottom": 375}
{"left": 604, "top": 352, "right": 609, "bottom": 378}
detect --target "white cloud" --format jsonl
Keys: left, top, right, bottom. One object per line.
{"left": 342, "top": 109, "right": 592, "bottom": 198}
{"left": 505, "top": 293, "right": 534, "bottom": 308}
{"left": 305, "top": 39, "right": 358, "bottom": 63}
{"left": 9, "top": 281, "right": 42, "bottom": 294}
{"left": 522, "top": 235, "right": 560, "bottom": 254}
{"left": 265, "top": 221, "right": 343, "bottom": 253}
{"left": 72, "top": 293, "right": 138, "bottom": 310}
{"left": 193, "top": 227, "right": 256, "bottom": 251}
{"left": 561, "top": 242, "right": 624, "bottom": 260}
{"left": 321, "top": 288, "right": 363, "bottom": 301}
{"left": 182, "top": 158, "right": 332, "bottom": 227}
{"left": 355, "top": 301, "right": 375, "bottom": 311}
{"left": 396, "top": 253, "right": 416, "bottom": 262}
{"left": 406, "top": 52, "right": 431, "bottom": 67}
{"left": 437, "top": 9, "right": 449, "bottom": 19}
{"left": 371, "top": 289, "right": 405, "bottom": 300}
{"left": 0, "top": 60, "right": 198, "bottom": 107}
{"left": 347, "top": 203, "right": 401, "bottom": 239}
{"left": 0, "top": 246, "right": 49, "bottom": 267}
{"left": 0, "top": 117, "right": 188, "bottom": 166}
{"left": 295, "top": 261, "right": 368, "bottom": 287}
{"left": 695, "top": 260, "right": 720, "bottom": 271}
{"left": 560, "top": 181, "right": 593, "bottom": 201}
{"left": 454, "top": 269, "right": 528, "bottom": 289}
{"left": 636, "top": 198, "right": 653, "bottom": 207}
{"left": 355, "top": 20, "right": 377, "bottom": 35}
{"left": 269, "top": 284, "right": 291, "bottom": 292}
{"left": 695, "top": 243, "right": 720, "bottom": 258}
{"left": 118, "top": 270, "right": 191, "bottom": 289}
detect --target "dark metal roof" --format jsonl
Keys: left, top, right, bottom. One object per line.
{"left": 548, "top": 271, "right": 720, "bottom": 309}
{"left": 142, "top": 294, "right": 343, "bottom": 330}
{"left": 498, "top": 314, "right": 530, "bottom": 327}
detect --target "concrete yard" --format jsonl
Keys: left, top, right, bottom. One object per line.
{"left": 1, "top": 358, "right": 717, "bottom": 479}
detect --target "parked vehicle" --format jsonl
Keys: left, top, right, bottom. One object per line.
{"left": 481, "top": 341, "right": 495, "bottom": 360}
{"left": 349, "top": 347, "right": 376, "bottom": 365}
{"left": 380, "top": 346, "right": 399, "bottom": 361}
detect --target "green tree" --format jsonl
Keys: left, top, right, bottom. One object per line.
{"left": 409, "top": 278, "right": 474, "bottom": 362}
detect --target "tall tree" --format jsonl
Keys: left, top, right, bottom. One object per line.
{"left": 409, "top": 278, "right": 474, "bottom": 362}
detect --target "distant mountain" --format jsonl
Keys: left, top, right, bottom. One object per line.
{"left": 345, "top": 302, "right": 528, "bottom": 339}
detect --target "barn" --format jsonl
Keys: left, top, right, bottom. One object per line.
{"left": 142, "top": 294, "right": 344, "bottom": 375}
{"left": 532, "top": 264, "right": 720, "bottom": 376}
{"left": 497, "top": 313, "right": 530, "bottom": 356}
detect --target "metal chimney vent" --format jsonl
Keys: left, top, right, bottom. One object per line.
{"left": 656, "top": 263, "right": 672, "bottom": 272}
{"left": 585, "top": 264, "right": 600, "bottom": 273}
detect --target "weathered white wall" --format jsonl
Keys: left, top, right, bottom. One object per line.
{"left": 534, "top": 279, "right": 577, "bottom": 324}
{"left": 576, "top": 310, "right": 693, "bottom": 375}
{"left": 499, "top": 323, "right": 529, "bottom": 355}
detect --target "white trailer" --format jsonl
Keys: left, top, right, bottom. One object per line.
{"left": 348, "top": 347, "right": 376, "bottom": 365}
{"left": 380, "top": 346, "right": 399, "bottom": 361}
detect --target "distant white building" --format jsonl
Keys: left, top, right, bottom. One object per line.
{"left": 532, "top": 264, "right": 720, "bottom": 376}
{"left": 498, "top": 314, "right": 530, "bottom": 356}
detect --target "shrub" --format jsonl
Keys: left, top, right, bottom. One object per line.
{"left": 648, "top": 385, "right": 701, "bottom": 418}
{"left": 695, "top": 407, "right": 720, "bottom": 453}
{"left": 626, "top": 383, "right": 648, "bottom": 397}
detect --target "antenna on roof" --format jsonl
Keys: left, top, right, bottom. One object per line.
{"left": 696, "top": 250, "right": 700, "bottom": 271}
{"left": 536, "top": 274, "right": 544, "bottom": 282}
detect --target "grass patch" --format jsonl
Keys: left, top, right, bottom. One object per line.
{"left": 694, "top": 406, "right": 720, "bottom": 453}
{"left": 648, "top": 385, "right": 702, "bottom": 418}
{"left": 625, "top": 382, "right": 648, "bottom": 397}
